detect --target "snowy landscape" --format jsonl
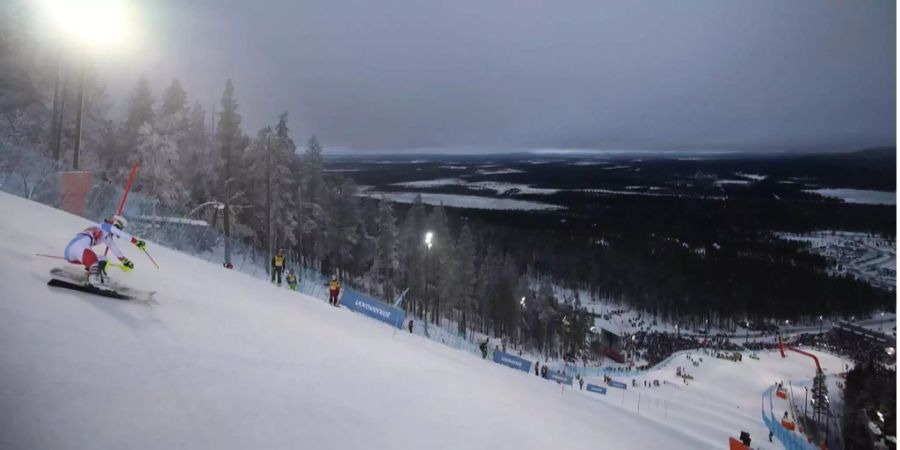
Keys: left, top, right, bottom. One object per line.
{"left": 0, "top": 192, "right": 863, "bottom": 450}
{"left": 778, "top": 231, "right": 896, "bottom": 291}
{"left": 0, "top": 1, "right": 896, "bottom": 449}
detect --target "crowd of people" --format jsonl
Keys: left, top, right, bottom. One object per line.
{"left": 792, "top": 329, "right": 893, "bottom": 366}
{"left": 628, "top": 331, "right": 739, "bottom": 366}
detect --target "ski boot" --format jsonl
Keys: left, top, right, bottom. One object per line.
{"left": 87, "top": 260, "right": 109, "bottom": 287}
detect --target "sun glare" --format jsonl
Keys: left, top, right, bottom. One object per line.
{"left": 38, "top": 0, "right": 132, "bottom": 49}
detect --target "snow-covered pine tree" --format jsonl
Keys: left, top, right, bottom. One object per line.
{"left": 300, "top": 136, "right": 327, "bottom": 205}
{"left": 454, "top": 224, "right": 477, "bottom": 333}
{"left": 296, "top": 136, "right": 329, "bottom": 265}
{"left": 216, "top": 79, "right": 245, "bottom": 265}
{"left": 161, "top": 78, "right": 188, "bottom": 116}
{"left": 181, "top": 100, "right": 220, "bottom": 214}
{"left": 324, "top": 178, "right": 362, "bottom": 278}
{"left": 125, "top": 76, "right": 155, "bottom": 137}
{"left": 133, "top": 122, "right": 183, "bottom": 207}
{"left": 368, "top": 198, "right": 400, "bottom": 300}
{"left": 428, "top": 203, "right": 453, "bottom": 324}
{"left": 269, "top": 113, "right": 299, "bottom": 249}
{"left": 399, "top": 194, "right": 426, "bottom": 317}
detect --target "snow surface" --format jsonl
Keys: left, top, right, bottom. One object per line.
{"left": 714, "top": 179, "right": 751, "bottom": 186}
{"left": 804, "top": 188, "right": 896, "bottom": 205}
{"left": 359, "top": 191, "right": 564, "bottom": 211}
{"left": 475, "top": 168, "right": 524, "bottom": 175}
{"left": 736, "top": 173, "right": 767, "bottom": 181}
{"left": 577, "top": 349, "right": 849, "bottom": 450}
{"left": 391, "top": 178, "right": 559, "bottom": 195}
{"left": 3, "top": 192, "right": 714, "bottom": 449}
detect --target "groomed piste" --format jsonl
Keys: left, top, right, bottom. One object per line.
{"left": 0, "top": 191, "right": 708, "bottom": 450}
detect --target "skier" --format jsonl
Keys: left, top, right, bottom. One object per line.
{"left": 286, "top": 269, "right": 298, "bottom": 291}
{"left": 271, "top": 249, "right": 285, "bottom": 285}
{"left": 63, "top": 215, "right": 146, "bottom": 286}
{"left": 327, "top": 275, "right": 341, "bottom": 306}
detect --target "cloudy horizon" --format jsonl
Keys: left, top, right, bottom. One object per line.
{"left": 55, "top": 0, "right": 897, "bottom": 153}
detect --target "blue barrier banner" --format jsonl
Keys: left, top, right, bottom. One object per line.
{"left": 547, "top": 371, "right": 573, "bottom": 385}
{"left": 607, "top": 380, "right": 628, "bottom": 390}
{"left": 492, "top": 351, "right": 532, "bottom": 372}
{"left": 340, "top": 288, "right": 406, "bottom": 329}
{"left": 586, "top": 384, "right": 607, "bottom": 395}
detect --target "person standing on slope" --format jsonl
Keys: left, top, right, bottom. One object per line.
{"left": 271, "top": 249, "right": 286, "bottom": 285}
{"left": 64, "top": 215, "right": 146, "bottom": 286}
{"left": 327, "top": 275, "right": 340, "bottom": 306}
{"left": 286, "top": 269, "right": 298, "bottom": 291}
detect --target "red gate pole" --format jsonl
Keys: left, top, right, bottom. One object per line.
{"left": 105, "top": 161, "right": 138, "bottom": 257}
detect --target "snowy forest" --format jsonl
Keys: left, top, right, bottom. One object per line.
{"left": 0, "top": 16, "right": 591, "bottom": 359}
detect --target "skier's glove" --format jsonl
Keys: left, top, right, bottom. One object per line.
{"left": 120, "top": 257, "right": 134, "bottom": 271}
{"left": 131, "top": 237, "right": 146, "bottom": 250}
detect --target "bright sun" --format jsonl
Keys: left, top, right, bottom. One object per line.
{"left": 38, "top": 0, "right": 132, "bottom": 49}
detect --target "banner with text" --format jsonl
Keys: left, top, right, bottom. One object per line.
{"left": 547, "top": 371, "right": 573, "bottom": 385}
{"left": 586, "top": 384, "right": 608, "bottom": 395}
{"left": 607, "top": 380, "right": 628, "bottom": 390}
{"left": 492, "top": 351, "right": 533, "bottom": 373}
{"left": 341, "top": 288, "right": 406, "bottom": 329}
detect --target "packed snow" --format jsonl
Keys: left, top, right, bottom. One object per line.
{"left": 575, "top": 349, "right": 850, "bottom": 450}
{"left": 1, "top": 192, "right": 859, "bottom": 450}
{"left": 2, "top": 191, "right": 710, "bottom": 449}
{"left": 804, "top": 188, "right": 896, "bottom": 205}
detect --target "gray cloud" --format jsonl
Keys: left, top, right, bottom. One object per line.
{"left": 99, "top": 0, "right": 895, "bottom": 152}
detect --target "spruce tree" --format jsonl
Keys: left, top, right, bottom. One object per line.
{"left": 125, "top": 76, "right": 155, "bottom": 135}
{"left": 216, "top": 79, "right": 243, "bottom": 265}
{"left": 161, "top": 78, "right": 188, "bottom": 116}
{"left": 369, "top": 198, "right": 400, "bottom": 300}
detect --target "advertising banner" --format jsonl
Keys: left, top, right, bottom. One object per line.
{"left": 492, "top": 351, "right": 532, "bottom": 373}
{"left": 340, "top": 288, "right": 406, "bottom": 329}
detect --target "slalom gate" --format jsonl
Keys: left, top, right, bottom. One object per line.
{"left": 761, "top": 386, "right": 818, "bottom": 450}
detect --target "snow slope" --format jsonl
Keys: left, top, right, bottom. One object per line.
{"left": 578, "top": 349, "right": 849, "bottom": 450}
{"left": 0, "top": 192, "right": 706, "bottom": 450}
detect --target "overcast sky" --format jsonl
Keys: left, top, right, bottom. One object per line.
{"left": 92, "top": 0, "right": 895, "bottom": 153}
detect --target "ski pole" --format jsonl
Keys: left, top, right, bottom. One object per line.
{"left": 141, "top": 248, "right": 160, "bottom": 269}
{"left": 108, "top": 262, "right": 130, "bottom": 272}
{"left": 36, "top": 253, "right": 67, "bottom": 260}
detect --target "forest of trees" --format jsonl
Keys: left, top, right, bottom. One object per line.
{"left": 0, "top": 8, "right": 892, "bottom": 362}
{"left": 0, "top": 15, "right": 593, "bottom": 358}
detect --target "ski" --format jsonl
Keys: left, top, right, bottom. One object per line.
{"left": 47, "top": 278, "right": 132, "bottom": 300}
{"left": 48, "top": 267, "right": 157, "bottom": 302}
